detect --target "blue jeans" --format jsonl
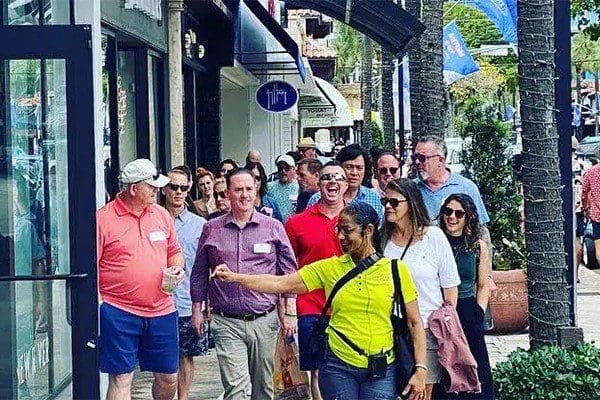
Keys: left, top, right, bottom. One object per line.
{"left": 318, "top": 348, "right": 397, "bottom": 400}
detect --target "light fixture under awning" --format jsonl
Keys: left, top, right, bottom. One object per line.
{"left": 241, "top": 0, "right": 307, "bottom": 82}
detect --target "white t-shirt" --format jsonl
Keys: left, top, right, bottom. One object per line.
{"left": 384, "top": 226, "right": 460, "bottom": 327}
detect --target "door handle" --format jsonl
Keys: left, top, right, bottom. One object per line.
{"left": 0, "top": 273, "right": 87, "bottom": 282}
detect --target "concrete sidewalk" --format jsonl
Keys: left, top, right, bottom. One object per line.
{"left": 132, "top": 266, "right": 600, "bottom": 399}
{"left": 486, "top": 265, "right": 600, "bottom": 368}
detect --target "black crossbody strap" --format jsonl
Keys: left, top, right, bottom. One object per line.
{"left": 318, "top": 253, "right": 382, "bottom": 320}
{"left": 392, "top": 236, "right": 412, "bottom": 324}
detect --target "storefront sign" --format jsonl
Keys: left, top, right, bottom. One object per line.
{"left": 300, "top": 107, "right": 334, "bottom": 119}
{"left": 256, "top": 81, "right": 298, "bottom": 113}
{"left": 124, "top": 0, "right": 162, "bottom": 21}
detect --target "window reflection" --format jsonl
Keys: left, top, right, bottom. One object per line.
{"left": 6, "top": 0, "right": 70, "bottom": 26}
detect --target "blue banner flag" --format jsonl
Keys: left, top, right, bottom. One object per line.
{"left": 465, "top": 0, "right": 517, "bottom": 44}
{"left": 443, "top": 21, "right": 479, "bottom": 85}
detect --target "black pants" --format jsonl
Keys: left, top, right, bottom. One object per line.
{"left": 442, "top": 297, "right": 495, "bottom": 400}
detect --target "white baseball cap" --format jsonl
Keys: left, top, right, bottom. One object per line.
{"left": 120, "top": 159, "right": 170, "bottom": 188}
{"left": 276, "top": 154, "right": 296, "bottom": 167}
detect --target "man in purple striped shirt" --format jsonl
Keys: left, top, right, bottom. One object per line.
{"left": 190, "top": 168, "right": 297, "bottom": 400}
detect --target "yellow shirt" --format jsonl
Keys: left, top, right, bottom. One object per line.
{"left": 299, "top": 254, "right": 418, "bottom": 368}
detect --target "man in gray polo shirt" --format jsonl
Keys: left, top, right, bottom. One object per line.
{"left": 162, "top": 167, "right": 207, "bottom": 400}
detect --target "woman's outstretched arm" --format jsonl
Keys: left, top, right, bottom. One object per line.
{"left": 212, "top": 264, "right": 309, "bottom": 294}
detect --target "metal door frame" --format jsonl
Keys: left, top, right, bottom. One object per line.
{"left": 0, "top": 24, "right": 99, "bottom": 399}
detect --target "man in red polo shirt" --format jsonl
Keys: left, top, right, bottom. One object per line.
{"left": 97, "top": 158, "right": 185, "bottom": 400}
{"left": 285, "top": 161, "right": 348, "bottom": 400}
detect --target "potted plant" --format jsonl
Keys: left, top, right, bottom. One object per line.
{"left": 458, "top": 99, "right": 528, "bottom": 334}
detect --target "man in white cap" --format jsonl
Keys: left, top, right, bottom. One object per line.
{"left": 297, "top": 137, "right": 318, "bottom": 159}
{"left": 267, "top": 155, "right": 299, "bottom": 222}
{"left": 97, "top": 158, "right": 185, "bottom": 400}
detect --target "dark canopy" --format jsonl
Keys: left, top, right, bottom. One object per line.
{"left": 283, "top": 0, "right": 425, "bottom": 57}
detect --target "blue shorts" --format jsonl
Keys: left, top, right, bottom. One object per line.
{"left": 593, "top": 220, "right": 600, "bottom": 241}
{"left": 298, "top": 315, "right": 328, "bottom": 371}
{"left": 99, "top": 302, "right": 179, "bottom": 375}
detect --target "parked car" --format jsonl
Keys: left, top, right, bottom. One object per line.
{"left": 582, "top": 220, "right": 599, "bottom": 270}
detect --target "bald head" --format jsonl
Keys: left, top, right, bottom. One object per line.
{"left": 246, "top": 150, "right": 261, "bottom": 164}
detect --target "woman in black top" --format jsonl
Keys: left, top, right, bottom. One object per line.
{"left": 439, "top": 194, "right": 494, "bottom": 399}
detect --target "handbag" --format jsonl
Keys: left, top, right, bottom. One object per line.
{"left": 307, "top": 253, "right": 382, "bottom": 365}
{"left": 391, "top": 236, "right": 416, "bottom": 396}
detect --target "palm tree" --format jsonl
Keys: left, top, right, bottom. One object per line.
{"left": 362, "top": 35, "right": 373, "bottom": 149}
{"left": 381, "top": 48, "right": 395, "bottom": 149}
{"left": 518, "top": 0, "right": 570, "bottom": 347}
{"left": 406, "top": 0, "right": 445, "bottom": 139}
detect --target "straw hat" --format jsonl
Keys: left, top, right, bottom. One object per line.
{"left": 297, "top": 137, "right": 317, "bottom": 149}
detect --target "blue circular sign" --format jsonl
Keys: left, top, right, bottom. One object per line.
{"left": 255, "top": 80, "right": 298, "bottom": 113}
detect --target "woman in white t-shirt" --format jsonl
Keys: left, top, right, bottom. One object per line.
{"left": 379, "top": 178, "right": 460, "bottom": 400}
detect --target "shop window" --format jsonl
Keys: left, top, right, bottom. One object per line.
{"left": 117, "top": 50, "right": 137, "bottom": 166}
{"left": 4, "top": 0, "right": 70, "bottom": 25}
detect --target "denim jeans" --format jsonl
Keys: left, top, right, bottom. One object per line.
{"left": 318, "top": 348, "right": 397, "bottom": 400}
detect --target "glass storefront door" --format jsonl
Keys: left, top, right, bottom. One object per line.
{"left": 0, "top": 25, "right": 98, "bottom": 399}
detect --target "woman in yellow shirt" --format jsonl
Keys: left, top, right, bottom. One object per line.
{"left": 212, "top": 202, "right": 427, "bottom": 400}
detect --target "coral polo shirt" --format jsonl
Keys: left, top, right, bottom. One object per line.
{"left": 285, "top": 203, "right": 343, "bottom": 316}
{"left": 97, "top": 195, "right": 182, "bottom": 317}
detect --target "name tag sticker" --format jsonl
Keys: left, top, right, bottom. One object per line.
{"left": 253, "top": 243, "right": 271, "bottom": 254}
{"left": 149, "top": 230, "right": 167, "bottom": 242}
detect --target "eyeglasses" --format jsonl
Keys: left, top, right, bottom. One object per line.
{"left": 214, "top": 190, "right": 227, "bottom": 199}
{"left": 167, "top": 183, "right": 190, "bottom": 192}
{"left": 335, "top": 225, "right": 357, "bottom": 236}
{"left": 254, "top": 174, "right": 261, "bottom": 181}
{"left": 411, "top": 153, "right": 441, "bottom": 163}
{"left": 134, "top": 172, "right": 160, "bottom": 184}
{"left": 441, "top": 206, "right": 466, "bottom": 219}
{"left": 278, "top": 165, "right": 293, "bottom": 172}
{"left": 380, "top": 197, "right": 408, "bottom": 208}
{"left": 319, "top": 173, "right": 346, "bottom": 182}
{"left": 377, "top": 167, "right": 399, "bottom": 175}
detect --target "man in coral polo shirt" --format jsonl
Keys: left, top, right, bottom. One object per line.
{"left": 97, "top": 159, "right": 185, "bottom": 400}
{"left": 285, "top": 161, "right": 348, "bottom": 400}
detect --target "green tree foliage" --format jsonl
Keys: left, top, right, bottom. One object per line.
{"left": 572, "top": 32, "right": 600, "bottom": 73}
{"left": 370, "top": 120, "right": 383, "bottom": 148}
{"left": 443, "top": 4, "right": 501, "bottom": 48}
{"left": 459, "top": 100, "right": 525, "bottom": 270}
{"left": 572, "top": 0, "right": 600, "bottom": 40}
{"left": 333, "top": 22, "right": 362, "bottom": 84}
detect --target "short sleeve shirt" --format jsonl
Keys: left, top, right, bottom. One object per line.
{"left": 97, "top": 195, "right": 182, "bottom": 317}
{"left": 583, "top": 164, "right": 600, "bottom": 222}
{"left": 285, "top": 203, "right": 343, "bottom": 315}
{"left": 415, "top": 173, "right": 489, "bottom": 224}
{"left": 384, "top": 226, "right": 461, "bottom": 327}
{"left": 267, "top": 180, "right": 299, "bottom": 222}
{"left": 299, "top": 255, "right": 418, "bottom": 368}
{"left": 173, "top": 208, "right": 206, "bottom": 317}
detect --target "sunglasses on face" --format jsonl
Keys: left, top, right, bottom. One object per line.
{"left": 377, "top": 167, "right": 399, "bottom": 175}
{"left": 254, "top": 174, "right": 261, "bottom": 181}
{"left": 319, "top": 173, "right": 346, "bottom": 182}
{"left": 278, "top": 165, "right": 293, "bottom": 172}
{"left": 441, "top": 206, "right": 466, "bottom": 219}
{"left": 380, "top": 197, "right": 408, "bottom": 208}
{"left": 167, "top": 183, "right": 190, "bottom": 192}
{"left": 411, "top": 153, "right": 441, "bottom": 163}
{"left": 214, "top": 190, "right": 227, "bottom": 199}
{"left": 335, "top": 225, "right": 358, "bottom": 236}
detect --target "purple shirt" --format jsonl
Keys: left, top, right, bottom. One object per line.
{"left": 190, "top": 210, "right": 297, "bottom": 314}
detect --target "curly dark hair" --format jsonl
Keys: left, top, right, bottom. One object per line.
{"left": 439, "top": 193, "right": 482, "bottom": 251}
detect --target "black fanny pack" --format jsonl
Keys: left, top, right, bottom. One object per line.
{"left": 307, "top": 253, "right": 382, "bottom": 368}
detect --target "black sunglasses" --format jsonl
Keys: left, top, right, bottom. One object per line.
{"left": 380, "top": 197, "right": 408, "bottom": 208}
{"left": 167, "top": 183, "right": 190, "bottom": 192}
{"left": 277, "top": 164, "right": 293, "bottom": 172}
{"left": 319, "top": 173, "right": 346, "bottom": 182}
{"left": 411, "top": 153, "right": 441, "bottom": 163}
{"left": 441, "top": 206, "right": 466, "bottom": 219}
{"left": 214, "top": 190, "right": 227, "bottom": 199}
{"left": 377, "top": 167, "right": 399, "bottom": 175}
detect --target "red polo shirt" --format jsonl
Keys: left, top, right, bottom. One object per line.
{"left": 97, "top": 195, "right": 182, "bottom": 317}
{"left": 583, "top": 164, "right": 600, "bottom": 223}
{"left": 285, "top": 203, "right": 343, "bottom": 316}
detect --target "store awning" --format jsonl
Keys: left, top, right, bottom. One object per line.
{"left": 241, "top": 0, "right": 307, "bottom": 81}
{"left": 283, "top": 0, "right": 425, "bottom": 57}
{"left": 314, "top": 77, "right": 353, "bottom": 127}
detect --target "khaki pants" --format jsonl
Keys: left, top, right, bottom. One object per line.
{"left": 211, "top": 311, "right": 280, "bottom": 400}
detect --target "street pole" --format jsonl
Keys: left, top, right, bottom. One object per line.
{"left": 398, "top": 58, "right": 405, "bottom": 158}
{"left": 554, "top": 0, "right": 577, "bottom": 327}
